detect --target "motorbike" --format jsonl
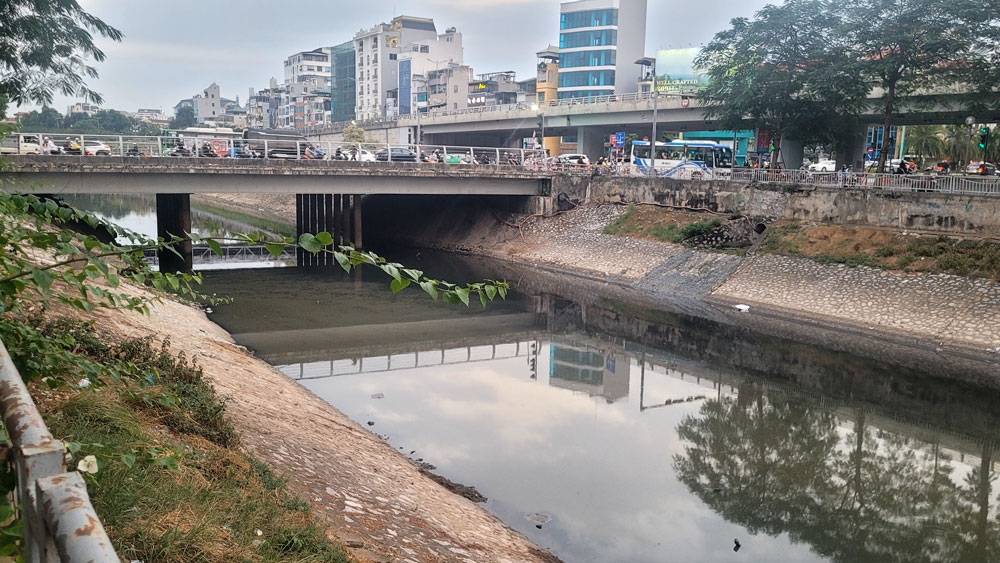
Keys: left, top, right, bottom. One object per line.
{"left": 168, "top": 145, "right": 193, "bottom": 157}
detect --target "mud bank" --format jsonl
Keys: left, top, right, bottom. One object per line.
{"left": 89, "top": 283, "right": 560, "bottom": 563}
{"left": 363, "top": 196, "right": 1000, "bottom": 356}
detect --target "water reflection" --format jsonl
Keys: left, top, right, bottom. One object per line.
{"left": 200, "top": 260, "right": 1000, "bottom": 563}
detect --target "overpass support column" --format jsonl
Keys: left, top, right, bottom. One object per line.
{"left": 779, "top": 138, "right": 804, "bottom": 170}
{"left": 836, "top": 123, "right": 868, "bottom": 171}
{"left": 296, "top": 194, "right": 337, "bottom": 267}
{"left": 155, "top": 193, "right": 192, "bottom": 274}
{"left": 576, "top": 127, "right": 605, "bottom": 162}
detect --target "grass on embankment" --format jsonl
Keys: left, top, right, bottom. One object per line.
{"left": 603, "top": 204, "right": 1000, "bottom": 279}
{"left": 760, "top": 222, "right": 1000, "bottom": 279}
{"left": 28, "top": 317, "right": 348, "bottom": 563}
{"left": 603, "top": 205, "right": 724, "bottom": 243}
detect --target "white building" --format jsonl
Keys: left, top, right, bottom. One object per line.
{"left": 427, "top": 64, "right": 473, "bottom": 113}
{"left": 556, "top": 0, "right": 647, "bottom": 99}
{"left": 284, "top": 47, "right": 332, "bottom": 87}
{"left": 66, "top": 102, "right": 99, "bottom": 116}
{"left": 354, "top": 16, "right": 439, "bottom": 121}
{"left": 395, "top": 26, "right": 463, "bottom": 116}
{"left": 134, "top": 108, "right": 166, "bottom": 122}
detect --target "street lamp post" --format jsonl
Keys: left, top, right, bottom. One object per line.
{"left": 649, "top": 90, "right": 659, "bottom": 177}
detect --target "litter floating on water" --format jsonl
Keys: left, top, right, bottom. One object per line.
{"left": 733, "top": 304, "right": 750, "bottom": 313}
{"left": 524, "top": 512, "right": 552, "bottom": 525}
{"left": 371, "top": 393, "right": 384, "bottom": 399}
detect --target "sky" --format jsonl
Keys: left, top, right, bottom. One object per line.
{"left": 26, "top": 0, "right": 773, "bottom": 116}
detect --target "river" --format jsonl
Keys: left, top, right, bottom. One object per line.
{"left": 73, "top": 196, "right": 1000, "bottom": 563}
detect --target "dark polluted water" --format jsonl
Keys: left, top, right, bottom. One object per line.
{"left": 198, "top": 252, "right": 1000, "bottom": 563}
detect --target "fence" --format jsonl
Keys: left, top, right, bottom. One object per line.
{"left": 0, "top": 338, "right": 120, "bottom": 562}
{"left": 730, "top": 168, "right": 1000, "bottom": 196}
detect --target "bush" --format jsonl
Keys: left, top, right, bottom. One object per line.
{"left": 908, "top": 237, "right": 949, "bottom": 257}
{"left": 679, "top": 218, "right": 722, "bottom": 240}
{"left": 649, "top": 223, "right": 683, "bottom": 243}
{"left": 875, "top": 246, "right": 896, "bottom": 257}
{"left": 936, "top": 253, "right": 975, "bottom": 275}
{"left": 896, "top": 254, "right": 916, "bottom": 268}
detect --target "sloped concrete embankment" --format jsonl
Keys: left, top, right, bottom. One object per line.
{"left": 363, "top": 190, "right": 1000, "bottom": 355}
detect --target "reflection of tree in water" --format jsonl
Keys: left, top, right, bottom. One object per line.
{"left": 673, "top": 391, "right": 999, "bottom": 562}
{"left": 58, "top": 194, "right": 156, "bottom": 219}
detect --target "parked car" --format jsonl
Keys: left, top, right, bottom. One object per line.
{"left": 0, "top": 134, "right": 41, "bottom": 155}
{"left": 83, "top": 140, "right": 112, "bottom": 156}
{"left": 556, "top": 153, "right": 590, "bottom": 166}
{"left": 967, "top": 161, "right": 997, "bottom": 176}
{"left": 375, "top": 147, "right": 417, "bottom": 162}
{"left": 808, "top": 159, "right": 837, "bottom": 172}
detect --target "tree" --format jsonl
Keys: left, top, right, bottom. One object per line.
{"left": 904, "top": 125, "right": 945, "bottom": 165}
{"left": 342, "top": 123, "right": 366, "bottom": 143}
{"left": 19, "top": 106, "right": 64, "bottom": 130}
{"left": 695, "top": 1, "right": 866, "bottom": 169}
{"left": 840, "top": 0, "right": 974, "bottom": 172}
{"left": 0, "top": 0, "right": 122, "bottom": 119}
{"left": 943, "top": 125, "right": 978, "bottom": 164}
{"left": 169, "top": 106, "right": 196, "bottom": 130}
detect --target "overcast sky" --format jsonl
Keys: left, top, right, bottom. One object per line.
{"left": 27, "top": 0, "right": 773, "bottom": 115}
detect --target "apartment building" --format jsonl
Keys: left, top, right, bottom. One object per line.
{"left": 395, "top": 26, "right": 463, "bottom": 116}
{"left": 354, "top": 16, "right": 439, "bottom": 121}
{"left": 427, "top": 64, "right": 473, "bottom": 113}
{"left": 556, "top": 0, "right": 647, "bottom": 99}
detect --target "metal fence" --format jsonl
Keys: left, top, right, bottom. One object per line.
{"left": 0, "top": 338, "right": 120, "bottom": 562}
{"left": 730, "top": 168, "right": 1000, "bottom": 195}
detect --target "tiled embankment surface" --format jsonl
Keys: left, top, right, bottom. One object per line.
{"left": 713, "top": 254, "right": 1000, "bottom": 350}
{"left": 94, "top": 295, "right": 560, "bottom": 563}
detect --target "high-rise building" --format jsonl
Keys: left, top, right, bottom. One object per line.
{"left": 354, "top": 16, "right": 439, "bottom": 121}
{"left": 556, "top": 0, "right": 646, "bottom": 99}
{"left": 330, "top": 41, "right": 357, "bottom": 123}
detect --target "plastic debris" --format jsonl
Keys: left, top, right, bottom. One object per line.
{"left": 371, "top": 393, "right": 384, "bottom": 399}
{"left": 525, "top": 512, "right": 552, "bottom": 525}
{"left": 78, "top": 378, "right": 92, "bottom": 389}
{"left": 734, "top": 304, "right": 750, "bottom": 313}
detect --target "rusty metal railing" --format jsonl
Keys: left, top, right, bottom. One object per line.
{"left": 0, "top": 338, "right": 120, "bottom": 562}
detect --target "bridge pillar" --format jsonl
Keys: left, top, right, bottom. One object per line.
{"left": 353, "top": 195, "right": 363, "bottom": 250}
{"left": 296, "top": 194, "right": 337, "bottom": 267}
{"left": 836, "top": 123, "right": 869, "bottom": 171}
{"left": 155, "top": 193, "right": 193, "bottom": 274}
{"left": 577, "top": 126, "right": 606, "bottom": 162}
{"left": 779, "top": 138, "right": 804, "bottom": 169}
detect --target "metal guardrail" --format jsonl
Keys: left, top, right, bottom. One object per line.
{"left": 0, "top": 338, "right": 120, "bottom": 562}
{"left": 731, "top": 168, "right": 1000, "bottom": 195}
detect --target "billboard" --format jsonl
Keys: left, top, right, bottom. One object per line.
{"left": 653, "top": 48, "right": 709, "bottom": 93}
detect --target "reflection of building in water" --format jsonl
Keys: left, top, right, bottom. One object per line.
{"left": 548, "top": 342, "right": 629, "bottom": 402}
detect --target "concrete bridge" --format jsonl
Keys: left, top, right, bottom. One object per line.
{"left": 3, "top": 155, "right": 553, "bottom": 271}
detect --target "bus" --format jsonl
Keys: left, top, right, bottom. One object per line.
{"left": 630, "top": 140, "right": 733, "bottom": 179}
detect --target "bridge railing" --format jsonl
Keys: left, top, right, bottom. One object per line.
{"left": 0, "top": 338, "right": 120, "bottom": 562}
{"left": 20, "top": 132, "right": 553, "bottom": 169}
{"left": 731, "top": 168, "right": 1000, "bottom": 195}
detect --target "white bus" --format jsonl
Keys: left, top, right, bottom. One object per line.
{"left": 630, "top": 140, "right": 733, "bottom": 179}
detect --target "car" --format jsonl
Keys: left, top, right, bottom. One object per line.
{"left": 967, "top": 161, "right": 997, "bottom": 176}
{"left": 0, "top": 134, "right": 41, "bottom": 155}
{"left": 809, "top": 159, "right": 837, "bottom": 172}
{"left": 556, "top": 153, "right": 590, "bottom": 166}
{"left": 375, "top": 147, "right": 417, "bottom": 162}
{"left": 83, "top": 140, "right": 112, "bottom": 156}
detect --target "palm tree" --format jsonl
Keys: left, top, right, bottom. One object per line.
{"left": 904, "top": 125, "right": 945, "bottom": 167}
{"left": 943, "top": 125, "right": 978, "bottom": 165}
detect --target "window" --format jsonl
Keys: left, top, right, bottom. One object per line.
{"left": 453, "top": 85, "right": 458, "bottom": 93}
{"left": 558, "top": 70, "right": 615, "bottom": 88}
{"left": 548, "top": 70, "right": 554, "bottom": 82}
{"left": 453, "top": 103, "right": 457, "bottom": 109}
{"left": 559, "top": 50, "right": 616, "bottom": 68}
{"left": 538, "top": 92, "right": 546, "bottom": 102}
{"left": 559, "top": 29, "right": 617, "bottom": 49}
{"left": 389, "top": 53, "right": 397, "bottom": 60}
{"left": 559, "top": 8, "right": 618, "bottom": 30}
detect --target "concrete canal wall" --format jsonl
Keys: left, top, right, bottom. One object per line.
{"left": 553, "top": 176, "right": 1000, "bottom": 237}
{"left": 363, "top": 194, "right": 1000, "bottom": 355}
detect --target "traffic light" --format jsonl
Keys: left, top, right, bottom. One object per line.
{"left": 978, "top": 127, "right": 989, "bottom": 150}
